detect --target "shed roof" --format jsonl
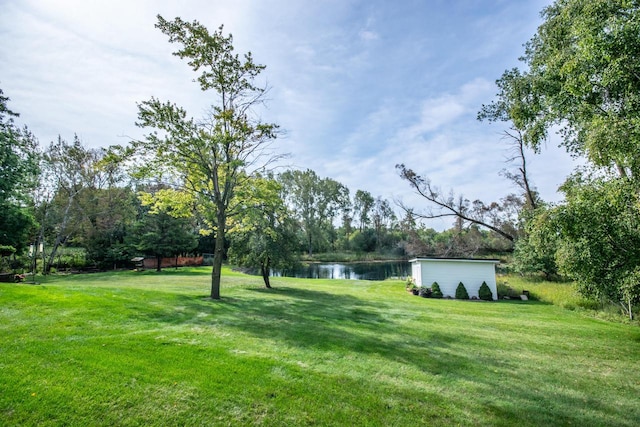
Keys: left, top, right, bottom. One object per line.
{"left": 409, "top": 257, "right": 500, "bottom": 264}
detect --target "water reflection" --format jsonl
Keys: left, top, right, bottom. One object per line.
{"left": 272, "top": 261, "right": 410, "bottom": 281}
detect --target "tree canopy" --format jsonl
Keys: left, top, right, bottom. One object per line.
{"left": 0, "top": 89, "right": 39, "bottom": 256}
{"left": 483, "top": 0, "right": 640, "bottom": 317}
{"left": 134, "top": 16, "right": 282, "bottom": 299}
{"left": 227, "top": 176, "right": 299, "bottom": 288}
{"left": 515, "top": 0, "right": 640, "bottom": 178}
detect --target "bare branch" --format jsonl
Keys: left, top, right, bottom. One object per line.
{"left": 396, "top": 164, "right": 516, "bottom": 241}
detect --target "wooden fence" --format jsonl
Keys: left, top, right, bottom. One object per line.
{"left": 142, "top": 256, "right": 204, "bottom": 269}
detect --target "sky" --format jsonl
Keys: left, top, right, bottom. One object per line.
{"left": 0, "top": 0, "right": 581, "bottom": 229}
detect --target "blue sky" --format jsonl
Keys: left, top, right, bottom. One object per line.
{"left": 0, "top": 0, "right": 580, "bottom": 229}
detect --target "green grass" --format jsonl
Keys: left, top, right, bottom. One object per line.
{"left": 500, "top": 275, "right": 585, "bottom": 307}
{"left": 1, "top": 268, "right": 639, "bottom": 426}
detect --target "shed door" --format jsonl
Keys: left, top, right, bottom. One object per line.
{"left": 412, "top": 263, "right": 422, "bottom": 286}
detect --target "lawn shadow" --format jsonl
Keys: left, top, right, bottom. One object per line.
{"left": 137, "top": 286, "right": 475, "bottom": 377}
{"left": 131, "top": 285, "right": 638, "bottom": 426}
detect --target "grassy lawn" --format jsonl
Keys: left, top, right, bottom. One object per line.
{"left": 1, "top": 268, "right": 639, "bottom": 426}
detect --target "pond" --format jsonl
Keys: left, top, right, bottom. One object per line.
{"left": 271, "top": 261, "right": 411, "bottom": 281}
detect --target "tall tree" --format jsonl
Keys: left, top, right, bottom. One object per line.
{"left": 134, "top": 16, "right": 282, "bottom": 299}
{"left": 0, "top": 89, "right": 39, "bottom": 256}
{"left": 478, "top": 68, "right": 542, "bottom": 210}
{"left": 487, "top": 0, "right": 640, "bottom": 315}
{"left": 353, "top": 190, "right": 375, "bottom": 231}
{"left": 279, "top": 169, "right": 348, "bottom": 255}
{"left": 519, "top": 0, "right": 640, "bottom": 179}
{"left": 40, "top": 136, "right": 102, "bottom": 273}
{"left": 371, "top": 196, "right": 396, "bottom": 250}
{"left": 553, "top": 175, "right": 640, "bottom": 319}
{"left": 227, "top": 176, "right": 299, "bottom": 288}
{"left": 134, "top": 189, "right": 198, "bottom": 272}
{"left": 318, "top": 176, "right": 350, "bottom": 251}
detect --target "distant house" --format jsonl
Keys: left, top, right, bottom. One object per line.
{"left": 410, "top": 258, "right": 499, "bottom": 300}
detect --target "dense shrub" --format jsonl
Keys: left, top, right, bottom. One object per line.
{"left": 455, "top": 282, "right": 469, "bottom": 299}
{"left": 349, "top": 229, "right": 377, "bottom": 253}
{"left": 497, "top": 281, "right": 521, "bottom": 299}
{"left": 419, "top": 286, "right": 432, "bottom": 298}
{"left": 0, "top": 245, "right": 16, "bottom": 257}
{"left": 478, "top": 281, "right": 493, "bottom": 301}
{"left": 431, "top": 282, "right": 443, "bottom": 298}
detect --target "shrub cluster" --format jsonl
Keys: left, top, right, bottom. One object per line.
{"left": 408, "top": 281, "right": 497, "bottom": 302}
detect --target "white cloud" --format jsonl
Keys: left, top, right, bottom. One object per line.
{"left": 359, "top": 30, "right": 379, "bottom": 41}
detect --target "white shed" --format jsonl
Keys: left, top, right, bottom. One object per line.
{"left": 410, "top": 258, "right": 499, "bottom": 300}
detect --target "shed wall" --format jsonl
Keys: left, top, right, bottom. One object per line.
{"left": 416, "top": 260, "right": 497, "bottom": 300}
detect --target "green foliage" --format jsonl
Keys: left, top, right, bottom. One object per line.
{"left": 0, "top": 89, "right": 39, "bottom": 255}
{"left": 478, "top": 281, "right": 493, "bottom": 301}
{"left": 135, "top": 16, "right": 281, "bottom": 298}
{"left": 0, "top": 203, "right": 36, "bottom": 255}
{"left": 279, "top": 169, "right": 350, "bottom": 256}
{"left": 0, "top": 244, "right": 16, "bottom": 273}
{"left": 513, "top": 207, "right": 559, "bottom": 279}
{"left": 553, "top": 176, "right": 640, "bottom": 319}
{"left": 526, "top": 0, "right": 640, "bottom": 175}
{"left": 0, "top": 88, "right": 40, "bottom": 206}
{"left": 227, "top": 176, "right": 299, "bottom": 288}
{"left": 57, "top": 248, "right": 87, "bottom": 270}
{"left": 455, "top": 282, "right": 469, "bottom": 300}
{"left": 484, "top": 0, "right": 640, "bottom": 320}
{"left": 0, "top": 245, "right": 16, "bottom": 257}
{"left": 478, "top": 67, "right": 546, "bottom": 153}
{"left": 133, "top": 195, "right": 198, "bottom": 272}
{"left": 349, "top": 229, "right": 377, "bottom": 253}
{"left": 431, "top": 281, "right": 443, "bottom": 298}
{"left": 485, "top": 0, "right": 640, "bottom": 177}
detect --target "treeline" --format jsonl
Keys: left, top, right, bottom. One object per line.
{"left": 0, "top": 110, "right": 513, "bottom": 276}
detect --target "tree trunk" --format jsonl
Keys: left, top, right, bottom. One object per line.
{"left": 210, "top": 210, "right": 225, "bottom": 300}
{"left": 44, "top": 195, "right": 75, "bottom": 274}
{"left": 156, "top": 255, "right": 162, "bottom": 272}
{"left": 45, "top": 238, "right": 63, "bottom": 274}
{"left": 516, "top": 132, "right": 537, "bottom": 211}
{"left": 261, "top": 257, "right": 272, "bottom": 289}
